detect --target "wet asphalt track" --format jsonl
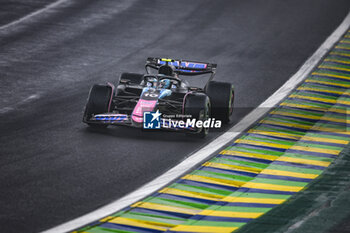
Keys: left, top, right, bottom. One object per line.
{"left": 0, "top": 0, "right": 350, "bottom": 232}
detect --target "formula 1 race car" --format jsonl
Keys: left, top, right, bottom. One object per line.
{"left": 82, "top": 57, "right": 234, "bottom": 137}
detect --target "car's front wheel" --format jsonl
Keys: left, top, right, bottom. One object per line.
{"left": 83, "top": 84, "right": 114, "bottom": 128}
{"left": 205, "top": 81, "right": 234, "bottom": 123}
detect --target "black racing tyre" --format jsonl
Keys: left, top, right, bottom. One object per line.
{"left": 184, "top": 93, "right": 211, "bottom": 138}
{"left": 205, "top": 81, "right": 234, "bottom": 124}
{"left": 119, "top": 73, "right": 144, "bottom": 85}
{"left": 83, "top": 84, "right": 114, "bottom": 128}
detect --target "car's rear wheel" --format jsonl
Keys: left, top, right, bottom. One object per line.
{"left": 184, "top": 93, "right": 211, "bottom": 138}
{"left": 205, "top": 81, "right": 234, "bottom": 123}
{"left": 83, "top": 84, "right": 114, "bottom": 128}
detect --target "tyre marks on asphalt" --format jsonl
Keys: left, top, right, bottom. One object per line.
{"left": 73, "top": 30, "right": 350, "bottom": 233}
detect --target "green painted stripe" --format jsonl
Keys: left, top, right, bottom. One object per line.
{"left": 267, "top": 164, "right": 322, "bottom": 175}
{"left": 251, "top": 177, "right": 308, "bottom": 187}
{"left": 264, "top": 116, "right": 315, "bottom": 126}
{"left": 168, "top": 183, "right": 231, "bottom": 196}
{"left": 267, "top": 116, "right": 350, "bottom": 131}
{"left": 252, "top": 125, "right": 305, "bottom": 136}
{"left": 301, "top": 82, "right": 350, "bottom": 92}
{"left": 292, "top": 91, "right": 339, "bottom": 100}
{"left": 211, "top": 157, "right": 268, "bottom": 169}
{"left": 314, "top": 69, "right": 350, "bottom": 78}
{"left": 272, "top": 107, "right": 324, "bottom": 117}
{"left": 283, "top": 153, "right": 334, "bottom": 162}
{"left": 326, "top": 56, "right": 350, "bottom": 63}
{"left": 295, "top": 141, "right": 342, "bottom": 151}
{"left": 307, "top": 76, "right": 350, "bottom": 85}
{"left": 241, "top": 135, "right": 295, "bottom": 146}
{"left": 126, "top": 209, "right": 186, "bottom": 221}
{"left": 242, "top": 134, "right": 344, "bottom": 151}
{"left": 118, "top": 213, "right": 184, "bottom": 225}
{"left": 335, "top": 49, "right": 350, "bottom": 54}
{"left": 207, "top": 205, "right": 272, "bottom": 212}
{"left": 86, "top": 226, "right": 136, "bottom": 233}
{"left": 322, "top": 61, "right": 350, "bottom": 70}
{"left": 330, "top": 51, "right": 350, "bottom": 58}
{"left": 335, "top": 45, "right": 350, "bottom": 50}
{"left": 273, "top": 108, "right": 349, "bottom": 122}
{"left": 227, "top": 145, "right": 285, "bottom": 156}
{"left": 228, "top": 191, "right": 291, "bottom": 199}
{"left": 283, "top": 99, "right": 332, "bottom": 109}
{"left": 339, "top": 39, "right": 350, "bottom": 44}
{"left": 192, "top": 169, "right": 254, "bottom": 182}
{"left": 282, "top": 99, "right": 349, "bottom": 115}
{"left": 238, "top": 135, "right": 341, "bottom": 151}
{"left": 184, "top": 220, "right": 245, "bottom": 227}
{"left": 303, "top": 132, "right": 350, "bottom": 141}
{"left": 143, "top": 197, "right": 208, "bottom": 210}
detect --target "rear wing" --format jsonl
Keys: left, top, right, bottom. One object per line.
{"left": 145, "top": 57, "right": 217, "bottom": 78}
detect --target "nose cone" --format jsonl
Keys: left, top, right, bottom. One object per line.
{"left": 131, "top": 99, "right": 157, "bottom": 124}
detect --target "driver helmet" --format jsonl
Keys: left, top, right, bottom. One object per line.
{"left": 158, "top": 64, "right": 175, "bottom": 76}
{"left": 159, "top": 79, "right": 171, "bottom": 89}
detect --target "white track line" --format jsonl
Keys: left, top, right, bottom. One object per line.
{"left": 41, "top": 11, "right": 350, "bottom": 233}
{"left": 0, "top": 0, "right": 70, "bottom": 31}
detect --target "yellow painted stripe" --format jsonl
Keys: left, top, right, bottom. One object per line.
{"left": 241, "top": 182, "right": 304, "bottom": 192}
{"left": 235, "top": 139, "right": 290, "bottom": 149}
{"left": 200, "top": 210, "right": 263, "bottom": 218}
{"left": 220, "top": 149, "right": 277, "bottom": 161}
{"left": 261, "top": 120, "right": 350, "bottom": 135}
{"left": 277, "top": 156, "right": 331, "bottom": 167}
{"left": 260, "top": 119, "right": 312, "bottom": 130}
{"left": 271, "top": 110, "right": 321, "bottom": 120}
{"left": 330, "top": 51, "right": 350, "bottom": 57}
{"left": 249, "top": 129, "right": 348, "bottom": 145}
{"left": 280, "top": 102, "right": 349, "bottom": 114}
{"left": 108, "top": 217, "right": 167, "bottom": 231}
{"left": 100, "top": 216, "right": 115, "bottom": 223}
{"left": 324, "top": 58, "right": 350, "bottom": 65}
{"left": 271, "top": 110, "right": 350, "bottom": 125}
{"left": 131, "top": 201, "right": 199, "bottom": 215}
{"left": 339, "top": 40, "right": 350, "bottom": 44}
{"left": 161, "top": 187, "right": 287, "bottom": 205}
{"left": 261, "top": 120, "right": 350, "bottom": 136}
{"left": 301, "top": 135, "right": 349, "bottom": 145}
{"left": 335, "top": 46, "right": 350, "bottom": 51}
{"left": 110, "top": 217, "right": 175, "bottom": 228}
{"left": 204, "top": 161, "right": 262, "bottom": 173}
{"left": 327, "top": 107, "right": 350, "bottom": 114}
{"left": 290, "top": 94, "right": 350, "bottom": 106}
{"left": 280, "top": 102, "right": 328, "bottom": 111}
{"left": 235, "top": 138, "right": 340, "bottom": 155}
{"left": 248, "top": 129, "right": 301, "bottom": 140}
{"left": 159, "top": 188, "right": 224, "bottom": 201}
{"left": 289, "top": 94, "right": 336, "bottom": 104}
{"left": 223, "top": 196, "right": 286, "bottom": 204}
{"left": 182, "top": 174, "right": 245, "bottom": 188}
{"left": 171, "top": 225, "right": 238, "bottom": 233}
{"left": 297, "top": 86, "right": 350, "bottom": 96}
{"left": 312, "top": 72, "right": 350, "bottom": 81}
{"left": 261, "top": 169, "right": 319, "bottom": 179}
{"left": 321, "top": 116, "right": 350, "bottom": 124}
{"left": 305, "top": 79, "right": 350, "bottom": 88}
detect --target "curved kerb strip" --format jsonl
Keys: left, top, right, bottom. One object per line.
{"left": 42, "top": 11, "right": 350, "bottom": 233}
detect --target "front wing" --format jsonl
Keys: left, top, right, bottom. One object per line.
{"left": 86, "top": 113, "right": 196, "bottom": 132}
